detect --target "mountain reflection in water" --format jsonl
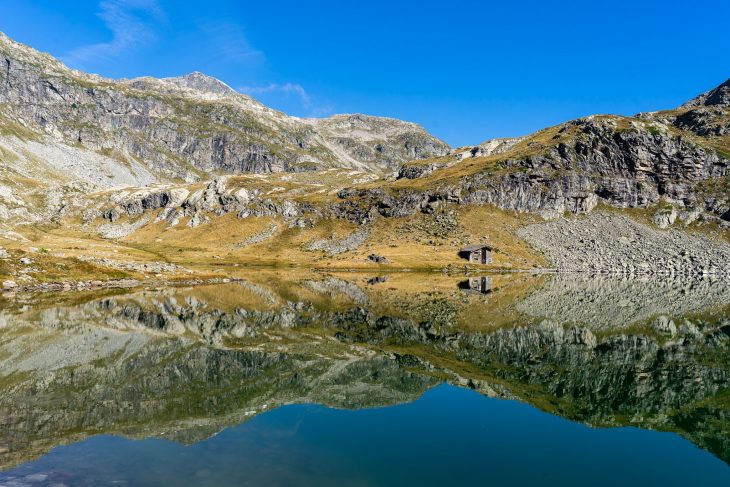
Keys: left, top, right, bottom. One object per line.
{"left": 0, "top": 272, "right": 728, "bottom": 485}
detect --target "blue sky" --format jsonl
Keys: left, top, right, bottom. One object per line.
{"left": 1, "top": 0, "right": 729, "bottom": 147}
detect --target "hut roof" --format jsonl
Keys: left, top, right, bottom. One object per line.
{"left": 460, "top": 244, "right": 492, "bottom": 252}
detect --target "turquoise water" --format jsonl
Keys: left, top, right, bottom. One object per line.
{"left": 3, "top": 384, "right": 729, "bottom": 487}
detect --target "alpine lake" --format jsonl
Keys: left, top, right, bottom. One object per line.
{"left": 0, "top": 270, "right": 729, "bottom": 486}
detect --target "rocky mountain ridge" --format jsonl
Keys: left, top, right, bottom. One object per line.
{"left": 393, "top": 109, "right": 729, "bottom": 220}
{"left": 70, "top": 76, "right": 730, "bottom": 248}
{"left": 0, "top": 31, "right": 449, "bottom": 213}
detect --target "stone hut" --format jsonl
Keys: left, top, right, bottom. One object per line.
{"left": 459, "top": 244, "right": 493, "bottom": 264}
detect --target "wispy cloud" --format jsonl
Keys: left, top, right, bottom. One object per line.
{"left": 239, "top": 83, "right": 334, "bottom": 116}
{"left": 239, "top": 83, "right": 312, "bottom": 107}
{"left": 62, "top": 0, "right": 166, "bottom": 68}
{"left": 199, "top": 20, "right": 264, "bottom": 65}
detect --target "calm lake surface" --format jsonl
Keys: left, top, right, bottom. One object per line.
{"left": 0, "top": 272, "right": 729, "bottom": 486}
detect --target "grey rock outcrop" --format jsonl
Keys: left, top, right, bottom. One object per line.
{"left": 453, "top": 136, "right": 527, "bottom": 160}
{"left": 338, "top": 108, "right": 729, "bottom": 226}
{"left": 458, "top": 116, "right": 728, "bottom": 216}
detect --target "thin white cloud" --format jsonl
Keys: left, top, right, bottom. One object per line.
{"left": 239, "top": 82, "right": 334, "bottom": 117}
{"left": 199, "top": 20, "right": 264, "bottom": 65}
{"left": 239, "top": 83, "right": 312, "bottom": 107}
{"left": 62, "top": 0, "right": 165, "bottom": 68}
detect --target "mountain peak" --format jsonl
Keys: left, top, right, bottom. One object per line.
{"left": 162, "top": 71, "right": 237, "bottom": 96}
{"left": 704, "top": 78, "right": 730, "bottom": 106}
{"left": 681, "top": 77, "right": 730, "bottom": 108}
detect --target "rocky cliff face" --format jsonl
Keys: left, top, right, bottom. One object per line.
{"left": 162, "top": 72, "right": 238, "bottom": 96}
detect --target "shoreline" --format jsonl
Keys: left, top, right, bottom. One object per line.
{"left": 3, "top": 266, "right": 729, "bottom": 296}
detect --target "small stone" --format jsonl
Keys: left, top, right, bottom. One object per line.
{"left": 19, "top": 257, "right": 32, "bottom": 265}
{"left": 2, "top": 280, "right": 17, "bottom": 290}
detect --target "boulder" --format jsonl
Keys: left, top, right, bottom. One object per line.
{"left": 2, "top": 280, "right": 18, "bottom": 290}
{"left": 652, "top": 207, "right": 678, "bottom": 229}
{"left": 166, "top": 188, "right": 189, "bottom": 208}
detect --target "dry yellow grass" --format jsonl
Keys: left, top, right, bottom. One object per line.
{"left": 2, "top": 202, "right": 547, "bottom": 282}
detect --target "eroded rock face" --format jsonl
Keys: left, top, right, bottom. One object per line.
{"left": 554, "top": 119, "right": 723, "bottom": 182}
{"left": 306, "top": 227, "right": 371, "bottom": 255}
{"left": 652, "top": 206, "right": 678, "bottom": 228}
{"left": 310, "top": 115, "right": 450, "bottom": 171}
{"left": 98, "top": 177, "right": 318, "bottom": 231}
{"left": 674, "top": 106, "right": 730, "bottom": 136}
{"left": 162, "top": 72, "right": 238, "bottom": 96}
{"left": 1, "top": 30, "right": 727, "bottom": 234}
{"left": 660, "top": 77, "right": 730, "bottom": 140}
